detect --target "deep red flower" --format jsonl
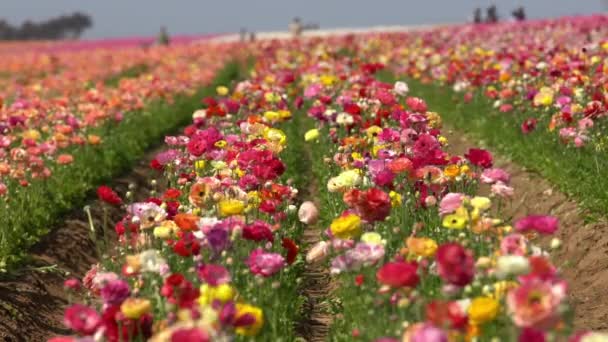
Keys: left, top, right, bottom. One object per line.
{"left": 436, "top": 243, "right": 475, "bottom": 286}
{"left": 242, "top": 220, "right": 274, "bottom": 243}
{"left": 150, "top": 158, "right": 164, "bottom": 171}
{"left": 97, "top": 186, "right": 122, "bottom": 206}
{"left": 281, "top": 237, "right": 299, "bottom": 264}
{"left": 465, "top": 148, "right": 493, "bottom": 168}
{"left": 521, "top": 118, "right": 538, "bottom": 134}
{"left": 376, "top": 261, "right": 419, "bottom": 288}
{"left": 355, "top": 274, "right": 364, "bottom": 286}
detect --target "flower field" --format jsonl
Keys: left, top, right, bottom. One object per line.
{"left": 3, "top": 13, "right": 608, "bottom": 342}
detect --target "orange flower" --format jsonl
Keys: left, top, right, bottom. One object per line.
{"left": 173, "top": 213, "right": 199, "bottom": 231}
{"left": 88, "top": 134, "right": 102, "bottom": 145}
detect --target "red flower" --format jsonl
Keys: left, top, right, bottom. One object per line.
{"left": 355, "top": 274, "right": 364, "bottom": 286}
{"left": 426, "top": 300, "right": 468, "bottom": 330}
{"left": 465, "top": 148, "right": 493, "bottom": 168}
{"left": 150, "top": 158, "right": 164, "bottom": 171}
{"left": 376, "top": 261, "right": 419, "bottom": 288}
{"left": 243, "top": 220, "right": 275, "bottom": 243}
{"left": 281, "top": 237, "right": 299, "bottom": 264}
{"left": 343, "top": 188, "right": 391, "bottom": 222}
{"left": 163, "top": 188, "right": 181, "bottom": 200}
{"left": 436, "top": 243, "right": 474, "bottom": 286}
{"left": 521, "top": 118, "right": 538, "bottom": 134}
{"left": 97, "top": 186, "right": 122, "bottom": 206}
{"left": 63, "top": 304, "right": 101, "bottom": 335}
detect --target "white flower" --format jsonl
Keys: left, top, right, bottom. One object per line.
{"left": 394, "top": 81, "right": 409, "bottom": 96}
{"left": 495, "top": 255, "right": 530, "bottom": 279}
{"left": 336, "top": 112, "right": 354, "bottom": 125}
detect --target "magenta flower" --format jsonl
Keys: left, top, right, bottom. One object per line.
{"left": 100, "top": 279, "right": 130, "bottom": 305}
{"left": 247, "top": 248, "right": 286, "bottom": 277}
{"left": 515, "top": 215, "right": 559, "bottom": 235}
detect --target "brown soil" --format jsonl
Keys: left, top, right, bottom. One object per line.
{"left": 295, "top": 145, "right": 335, "bottom": 342}
{"left": 0, "top": 149, "right": 168, "bottom": 342}
{"left": 444, "top": 128, "right": 608, "bottom": 331}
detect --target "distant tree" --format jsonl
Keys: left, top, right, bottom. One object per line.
{"left": 0, "top": 12, "right": 93, "bottom": 41}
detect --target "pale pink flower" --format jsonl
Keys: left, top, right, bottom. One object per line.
{"left": 298, "top": 201, "right": 319, "bottom": 225}
{"left": 439, "top": 193, "right": 464, "bottom": 215}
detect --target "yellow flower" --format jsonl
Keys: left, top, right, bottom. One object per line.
{"left": 235, "top": 303, "right": 264, "bottom": 336}
{"left": 264, "top": 128, "right": 287, "bottom": 145}
{"left": 218, "top": 199, "right": 245, "bottom": 217}
{"left": 372, "top": 144, "right": 387, "bottom": 157}
{"left": 264, "top": 92, "right": 281, "bottom": 103}
{"left": 438, "top": 136, "right": 448, "bottom": 145}
{"left": 361, "top": 232, "right": 384, "bottom": 245}
{"left": 366, "top": 126, "right": 383, "bottom": 139}
{"left": 389, "top": 191, "right": 402, "bottom": 207}
{"left": 406, "top": 236, "right": 438, "bottom": 258}
{"left": 194, "top": 160, "right": 206, "bottom": 176}
{"left": 263, "top": 111, "right": 280, "bottom": 121}
{"left": 330, "top": 214, "right": 362, "bottom": 239}
{"left": 211, "top": 160, "right": 227, "bottom": 170}
{"left": 214, "top": 140, "right": 227, "bottom": 148}
{"left": 216, "top": 86, "right": 229, "bottom": 96}
{"left": 442, "top": 207, "right": 469, "bottom": 229}
{"left": 533, "top": 87, "right": 554, "bottom": 106}
{"left": 198, "top": 283, "right": 236, "bottom": 306}
{"left": 320, "top": 74, "right": 337, "bottom": 86}
{"left": 492, "top": 281, "right": 518, "bottom": 300}
{"left": 470, "top": 196, "right": 491, "bottom": 211}
{"left": 121, "top": 298, "right": 152, "bottom": 319}
{"left": 278, "top": 110, "right": 291, "bottom": 120}
{"left": 22, "top": 129, "right": 41, "bottom": 141}
{"left": 304, "top": 129, "right": 320, "bottom": 142}
{"left": 468, "top": 297, "right": 499, "bottom": 325}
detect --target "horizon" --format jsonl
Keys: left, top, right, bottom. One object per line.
{"left": 1, "top": 0, "right": 606, "bottom": 39}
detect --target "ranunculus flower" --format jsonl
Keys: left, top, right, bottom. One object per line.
{"left": 436, "top": 243, "right": 475, "bottom": 286}
{"left": 343, "top": 188, "right": 391, "bottom": 222}
{"left": 247, "top": 248, "right": 285, "bottom": 277}
{"left": 507, "top": 278, "right": 566, "bottom": 329}
{"left": 480, "top": 168, "right": 510, "bottom": 184}
{"left": 100, "top": 279, "right": 131, "bottom": 305}
{"left": 63, "top": 304, "right": 101, "bottom": 335}
{"left": 394, "top": 81, "right": 409, "bottom": 96}
{"left": 439, "top": 193, "right": 464, "bottom": 215}
{"left": 298, "top": 201, "right": 319, "bottom": 225}
{"left": 376, "top": 261, "right": 419, "bottom": 288}
{"left": 97, "top": 185, "right": 122, "bottom": 205}
{"left": 242, "top": 220, "right": 274, "bottom": 243}
{"left": 465, "top": 148, "right": 493, "bottom": 168}
{"left": 402, "top": 323, "right": 447, "bottom": 342}
{"left": 306, "top": 241, "right": 330, "bottom": 263}
{"left": 171, "top": 327, "right": 210, "bottom": 342}
{"left": 515, "top": 215, "right": 559, "bottom": 234}
{"left": 521, "top": 118, "right": 538, "bottom": 134}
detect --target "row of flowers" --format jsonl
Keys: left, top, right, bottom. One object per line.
{"left": 53, "top": 54, "right": 313, "bottom": 340}
{"left": 383, "top": 15, "right": 608, "bottom": 148}
{"left": 284, "top": 37, "right": 603, "bottom": 340}
{"left": 0, "top": 39, "right": 230, "bottom": 196}
{"left": 55, "top": 33, "right": 608, "bottom": 341}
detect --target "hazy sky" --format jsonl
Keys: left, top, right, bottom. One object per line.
{"left": 1, "top": 0, "right": 606, "bottom": 39}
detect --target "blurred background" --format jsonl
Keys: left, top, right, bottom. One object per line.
{"left": 1, "top": 0, "right": 606, "bottom": 40}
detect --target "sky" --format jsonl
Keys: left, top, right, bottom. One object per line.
{"left": 1, "top": 0, "right": 606, "bottom": 39}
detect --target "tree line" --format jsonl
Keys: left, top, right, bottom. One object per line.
{"left": 0, "top": 12, "right": 92, "bottom": 41}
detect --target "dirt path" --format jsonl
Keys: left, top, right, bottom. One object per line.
{"left": 295, "top": 145, "right": 335, "bottom": 342}
{"left": 0, "top": 148, "right": 168, "bottom": 342}
{"left": 444, "top": 127, "right": 608, "bottom": 331}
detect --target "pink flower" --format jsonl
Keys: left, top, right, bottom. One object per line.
{"left": 247, "top": 248, "right": 285, "bottom": 277}
{"left": 491, "top": 181, "right": 514, "bottom": 198}
{"left": 304, "top": 83, "right": 322, "bottom": 99}
{"left": 481, "top": 168, "right": 510, "bottom": 184}
{"left": 63, "top": 304, "right": 101, "bottom": 335}
{"left": 306, "top": 241, "right": 330, "bottom": 263}
{"left": 515, "top": 215, "right": 558, "bottom": 235}
{"left": 500, "top": 234, "right": 528, "bottom": 256}
{"left": 439, "top": 193, "right": 464, "bottom": 215}
{"left": 100, "top": 279, "right": 130, "bottom": 305}
{"left": 507, "top": 278, "right": 567, "bottom": 329}
{"left": 298, "top": 201, "right": 319, "bottom": 225}
{"left": 403, "top": 323, "right": 448, "bottom": 342}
